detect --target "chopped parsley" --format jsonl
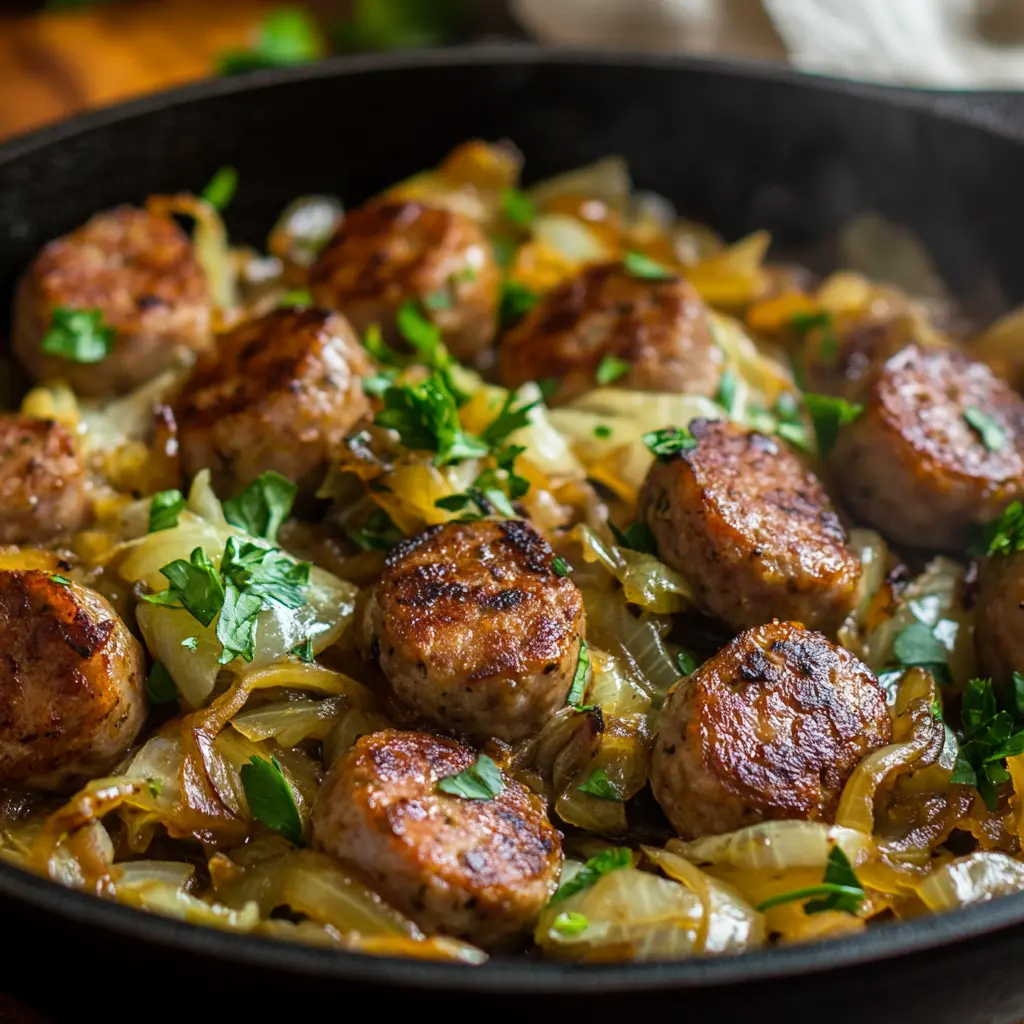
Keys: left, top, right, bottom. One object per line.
{"left": 436, "top": 753, "right": 505, "bottom": 800}
{"left": 145, "top": 662, "right": 178, "bottom": 704}
{"left": 40, "top": 307, "right": 114, "bottom": 364}
{"left": 773, "top": 392, "right": 814, "bottom": 452}
{"left": 500, "top": 186, "right": 536, "bottom": 228}
{"left": 435, "top": 487, "right": 516, "bottom": 521}
{"left": 551, "top": 555, "right": 572, "bottom": 578}
{"left": 218, "top": 6, "right": 326, "bottom": 75}
{"left": 715, "top": 368, "right": 739, "bottom": 416}
{"left": 552, "top": 911, "right": 590, "bottom": 936}
{"left": 791, "top": 310, "right": 839, "bottom": 362}
{"left": 804, "top": 393, "right": 863, "bottom": 455}
{"left": 593, "top": 424, "right": 612, "bottom": 439}
{"left": 979, "top": 501, "right": 1024, "bottom": 557}
{"left": 240, "top": 754, "right": 304, "bottom": 845}
{"left": 950, "top": 677, "right": 1024, "bottom": 810}
{"left": 567, "top": 639, "right": 591, "bottom": 706}
{"left": 50, "top": 574, "right": 71, "bottom": 587}
{"left": 499, "top": 280, "right": 539, "bottom": 327}
{"left": 892, "top": 620, "right": 951, "bottom": 684}
{"left": 548, "top": 848, "right": 632, "bottom": 905}
{"left": 223, "top": 470, "right": 297, "bottom": 544}
{"left": 756, "top": 845, "right": 864, "bottom": 915}
{"left": 148, "top": 489, "right": 185, "bottom": 534}
{"left": 375, "top": 373, "right": 488, "bottom": 466}
{"left": 964, "top": 406, "right": 1005, "bottom": 453}
{"left": 677, "top": 649, "right": 700, "bottom": 675}
{"left": 642, "top": 426, "right": 697, "bottom": 462}
{"left": 595, "top": 354, "right": 631, "bottom": 386}
{"left": 576, "top": 767, "right": 620, "bottom": 801}
{"left": 479, "top": 390, "right": 541, "bottom": 447}
{"left": 278, "top": 288, "right": 313, "bottom": 308}
{"left": 608, "top": 519, "right": 658, "bottom": 555}
{"left": 141, "top": 539, "right": 311, "bottom": 667}
{"left": 291, "top": 637, "right": 314, "bottom": 663}
{"left": 346, "top": 509, "right": 403, "bottom": 552}
{"left": 622, "top": 251, "right": 674, "bottom": 280}
{"left": 200, "top": 165, "right": 238, "bottom": 211}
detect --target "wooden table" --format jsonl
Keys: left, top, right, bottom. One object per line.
{"left": 0, "top": 0, "right": 277, "bottom": 142}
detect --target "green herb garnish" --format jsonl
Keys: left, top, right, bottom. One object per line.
{"left": 677, "top": 649, "right": 700, "bottom": 675}
{"left": 791, "top": 310, "right": 839, "bottom": 362}
{"left": 291, "top": 637, "right": 314, "bottom": 663}
{"left": 964, "top": 406, "right": 1005, "bottom": 453}
{"left": 551, "top": 555, "right": 572, "bottom": 578}
{"left": 576, "top": 767, "right": 620, "bottom": 801}
{"left": 980, "top": 501, "right": 1024, "bottom": 557}
{"left": 552, "top": 911, "right": 590, "bottom": 936}
{"left": 715, "top": 368, "right": 739, "bottom": 416}
{"left": 223, "top": 470, "right": 297, "bottom": 544}
{"left": 218, "top": 6, "right": 326, "bottom": 75}
{"left": 278, "top": 288, "right": 314, "bottom": 308}
{"left": 608, "top": 519, "right": 658, "bottom": 555}
{"left": 595, "top": 354, "right": 631, "bottom": 386}
{"left": 436, "top": 754, "right": 505, "bottom": 800}
{"left": 756, "top": 845, "right": 864, "bottom": 915}
{"left": 200, "top": 166, "right": 238, "bottom": 211}
{"left": 145, "top": 662, "right": 178, "bottom": 704}
{"left": 803, "top": 393, "right": 863, "bottom": 455}
{"left": 549, "top": 848, "right": 632, "bottom": 905}
{"left": 499, "top": 279, "right": 539, "bottom": 327}
{"left": 41, "top": 307, "right": 114, "bottom": 364}
{"left": 49, "top": 574, "right": 71, "bottom": 587}
{"left": 642, "top": 426, "right": 697, "bottom": 462}
{"left": 567, "top": 639, "right": 591, "bottom": 707}
{"left": 623, "top": 251, "right": 674, "bottom": 280}
{"left": 501, "top": 187, "right": 536, "bottom": 228}
{"left": 148, "top": 489, "right": 185, "bottom": 534}
{"left": 593, "top": 424, "right": 612, "bottom": 439}
{"left": 240, "top": 754, "right": 304, "bottom": 845}
{"left": 347, "top": 508, "right": 403, "bottom": 552}
{"left": 892, "top": 621, "right": 951, "bottom": 685}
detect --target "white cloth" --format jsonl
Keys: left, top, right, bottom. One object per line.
{"left": 511, "top": 0, "right": 1024, "bottom": 88}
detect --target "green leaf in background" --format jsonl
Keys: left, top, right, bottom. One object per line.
{"left": 218, "top": 6, "right": 327, "bottom": 75}
{"left": 334, "top": 0, "right": 469, "bottom": 52}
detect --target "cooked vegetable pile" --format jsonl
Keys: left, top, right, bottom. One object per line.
{"left": 4, "top": 140, "right": 1024, "bottom": 964}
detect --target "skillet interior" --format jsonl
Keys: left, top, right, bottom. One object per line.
{"left": 3, "top": 46, "right": 1024, "bottom": 1021}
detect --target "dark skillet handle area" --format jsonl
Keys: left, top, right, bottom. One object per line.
{"left": 5, "top": 45, "right": 1024, "bottom": 1024}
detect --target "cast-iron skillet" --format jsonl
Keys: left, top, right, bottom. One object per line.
{"left": 2, "top": 45, "right": 1024, "bottom": 1024}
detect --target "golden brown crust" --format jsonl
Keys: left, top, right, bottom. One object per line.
{"left": 310, "top": 729, "right": 562, "bottom": 945}
{"left": 309, "top": 200, "right": 500, "bottom": 363}
{"left": 639, "top": 418, "right": 860, "bottom": 632}
{"left": 498, "top": 261, "right": 720, "bottom": 405}
{"left": 369, "top": 520, "right": 585, "bottom": 744}
{"left": 0, "top": 416, "right": 91, "bottom": 546}
{"left": 175, "top": 307, "right": 373, "bottom": 498}
{"left": 651, "top": 620, "right": 891, "bottom": 840}
{"left": 0, "top": 570, "right": 147, "bottom": 792}
{"left": 13, "top": 206, "right": 210, "bottom": 396}
{"left": 832, "top": 344, "right": 1024, "bottom": 550}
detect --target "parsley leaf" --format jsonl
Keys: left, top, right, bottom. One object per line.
{"left": 756, "top": 845, "right": 864, "bottom": 915}
{"left": 375, "top": 373, "right": 488, "bottom": 465}
{"left": 347, "top": 509, "right": 403, "bottom": 552}
{"left": 218, "top": 6, "right": 326, "bottom": 74}
{"left": 804, "top": 393, "right": 863, "bottom": 455}
{"left": 892, "top": 621, "right": 951, "bottom": 685}
{"left": 593, "top": 424, "right": 612, "bottom": 439}
{"left": 576, "top": 767, "right": 620, "bottom": 801}
{"left": 500, "top": 280, "right": 539, "bottom": 327}
{"left": 608, "top": 519, "right": 658, "bottom": 555}
{"left": 596, "top": 354, "right": 631, "bottom": 386}
{"left": 436, "top": 754, "right": 506, "bottom": 800}
{"left": 148, "top": 489, "right": 185, "bottom": 533}
{"left": 200, "top": 166, "right": 238, "bottom": 211}
{"left": 791, "top": 310, "right": 839, "bottom": 362}
{"left": 567, "top": 639, "right": 591, "bottom": 706}
{"left": 552, "top": 911, "right": 590, "bottom": 936}
{"left": 677, "top": 649, "right": 700, "bottom": 675}
{"left": 501, "top": 186, "right": 536, "bottom": 228}
{"left": 552, "top": 555, "right": 572, "bottom": 578}
{"left": 41, "top": 307, "right": 114, "bottom": 364}
{"left": 222, "top": 470, "right": 298, "bottom": 543}
{"left": 141, "top": 547, "right": 225, "bottom": 625}
{"left": 434, "top": 487, "right": 516, "bottom": 521}
{"left": 240, "top": 754, "right": 304, "bottom": 845}
{"left": 548, "top": 848, "right": 632, "bottom": 905}
{"left": 980, "top": 501, "right": 1024, "bottom": 557}
{"left": 951, "top": 677, "right": 1024, "bottom": 809}
{"left": 715, "top": 368, "right": 739, "bottom": 416}
{"left": 642, "top": 426, "right": 697, "bottom": 462}
{"left": 479, "top": 390, "right": 541, "bottom": 448}
{"left": 623, "top": 251, "right": 674, "bottom": 280}
{"left": 291, "top": 637, "right": 314, "bottom": 662}
{"left": 50, "top": 574, "right": 71, "bottom": 587}
{"left": 145, "top": 662, "right": 178, "bottom": 704}
{"left": 964, "top": 406, "right": 1005, "bottom": 453}
{"left": 395, "top": 302, "right": 468, "bottom": 402}
{"left": 278, "top": 288, "right": 313, "bottom": 308}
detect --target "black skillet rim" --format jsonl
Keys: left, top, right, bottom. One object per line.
{"left": 2, "top": 42, "right": 1023, "bottom": 993}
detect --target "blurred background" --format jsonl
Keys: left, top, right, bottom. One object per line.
{"left": 7, "top": 0, "right": 1024, "bottom": 142}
